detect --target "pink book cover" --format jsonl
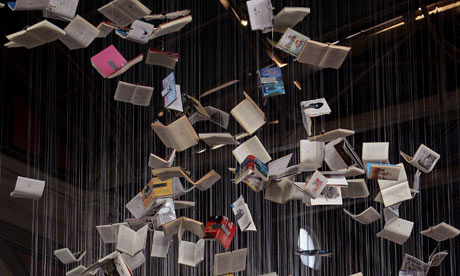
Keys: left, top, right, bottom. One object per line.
{"left": 90, "top": 45, "right": 127, "bottom": 78}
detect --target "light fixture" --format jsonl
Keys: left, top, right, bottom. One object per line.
{"left": 241, "top": 20, "right": 248, "bottom": 27}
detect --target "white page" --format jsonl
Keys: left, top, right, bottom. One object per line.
{"left": 132, "top": 225, "right": 148, "bottom": 256}
{"left": 213, "top": 248, "right": 248, "bottom": 275}
{"left": 113, "top": 253, "right": 132, "bottom": 276}
{"left": 344, "top": 207, "right": 381, "bottom": 224}
{"left": 121, "top": 252, "right": 145, "bottom": 270}
{"left": 246, "top": 0, "right": 273, "bottom": 31}
{"left": 151, "top": 231, "right": 170, "bottom": 258}
{"left": 167, "top": 85, "right": 183, "bottom": 112}
{"left": 260, "top": 273, "right": 278, "bottom": 276}
{"left": 199, "top": 133, "right": 239, "bottom": 147}
{"left": 232, "top": 196, "right": 253, "bottom": 231}
{"left": 420, "top": 222, "right": 460, "bottom": 242}
{"left": 268, "top": 154, "right": 292, "bottom": 176}
{"left": 149, "top": 15, "right": 192, "bottom": 39}
{"left": 378, "top": 163, "right": 407, "bottom": 190}
{"left": 127, "top": 20, "right": 154, "bottom": 43}
{"left": 98, "top": 0, "right": 151, "bottom": 27}
{"left": 114, "top": 81, "right": 136, "bottom": 103}
{"left": 96, "top": 22, "right": 116, "bottom": 38}
{"left": 54, "top": 248, "right": 76, "bottom": 264}
{"left": 272, "top": 7, "right": 310, "bottom": 33}
{"left": 131, "top": 85, "right": 154, "bottom": 106}
{"left": 309, "top": 186, "right": 343, "bottom": 206}
{"left": 296, "top": 40, "right": 328, "bottom": 65}
{"left": 232, "top": 136, "right": 271, "bottom": 164}
{"left": 66, "top": 265, "right": 96, "bottom": 276}
{"left": 59, "top": 15, "right": 99, "bottom": 50}
{"left": 429, "top": 251, "right": 448, "bottom": 267}
{"left": 342, "top": 179, "right": 369, "bottom": 198}
{"left": 383, "top": 205, "right": 400, "bottom": 224}
{"left": 319, "top": 45, "right": 351, "bottom": 69}
{"left": 300, "top": 98, "right": 331, "bottom": 118}
{"left": 362, "top": 142, "right": 389, "bottom": 166}
{"left": 126, "top": 192, "right": 154, "bottom": 219}
{"left": 401, "top": 144, "right": 440, "bottom": 173}
{"left": 303, "top": 171, "right": 328, "bottom": 198}
{"left": 230, "top": 94, "right": 266, "bottom": 135}
{"left": 11, "top": 176, "right": 46, "bottom": 199}
{"left": 337, "top": 166, "right": 365, "bottom": 177}
{"left": 400, "top": 254, "right": 430, "bottom": 273}
{"left": 324, "top": 138, "right": 348, "bottom": 171}
{"left": 8, "top": 0, "right": 48, "bottom": 10}
{"left": 148, "top": 150, "right": 176, "bottom": 169}
{"left": 300, "top": 140, "right": 324, "bottom": 170}
{"left": 151, "top": 116, "right": 199, "bottom": 152}
{"left": 45, "top": 0, "right": 79, "bottom": 20}
{"left": 381, "top": 182, "right": 412, "bottom": 207}
{"left": 145, "top": 49, "right": 178, "bottom": 69}
{"left": 377, "top": 218, "right": 414, "bottom": 245}
{"left": 178, "top": 241, "right": 198, "bottom": 267}
{"left": 117, "top": 225, "right": 136, "bottom": 256}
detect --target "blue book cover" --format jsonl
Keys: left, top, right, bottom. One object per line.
{"left": 161, "top": 72, "right": 177, "bottom": 107}
{"left": 259, "top": 67, "right": 285, "bottom": 97}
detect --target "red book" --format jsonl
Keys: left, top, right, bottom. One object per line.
{"left": 204, "top": 216, "right": 236, "bottom": 250}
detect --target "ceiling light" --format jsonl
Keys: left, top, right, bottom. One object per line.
{"left": 241, "top": 20, "right": 248, "bottom": 26}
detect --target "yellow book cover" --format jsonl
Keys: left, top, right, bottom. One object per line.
{"left": 142, "top": 177, "right": 173, "bottom": 209}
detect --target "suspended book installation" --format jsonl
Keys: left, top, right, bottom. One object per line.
{"left": 113, "top": 81, "right": 154, "bottom": 106}
{"left": 5, "top": 20, "right": 65, "bottom": 49}
{"left": 98, "top": 0, "right": 151, "bottom": 27}
{"left": 90, "top": 45, "right": 143, "bottom": 78}
{"left": 10, "top": 176, "right": 45, "bottom": 200}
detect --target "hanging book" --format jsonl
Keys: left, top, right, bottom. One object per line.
{"left": 5, "top": 20, "right": 66, "bottom": 49}
{"left": 146, "top": 48, "right": 179, "bottom": 69}
{"left": 116, "top": 20, "right": 154, "bottom": 44}
{"left": 114, "top": 81, "right": 154, "bottom": 106}
{"left": 8, "top": 0, "right": 48, "bottom": 11}
{"left": 259, "top": 67, "right": 285, "bottom": 97}
{"left": 90, "top": 45, "right": 143, "bottom": 78}
{"left": 235, "top": 155, "right": 269, "bottom": 192}
{"left": 276, "top": 28, "right": 309, "bottom": 56}
{"left": 98, "top": 0, "right": 151, "bottom": 27}
{"left": 43, "top": 0, "right": 79, "bottom": 22}
{"left": 204, "top": 216, "right": 236, "bottom": 250}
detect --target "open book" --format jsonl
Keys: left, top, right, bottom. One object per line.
{"left": 376, "top": 163, "right": 412, "bottom": 207}
{"left": 116, "top": 225, "right": 148, "bottom": 256}
{"left": 337, "top": 166, "right": 365, "bottom": 177}
{"left": 342, "top": 179, "right": 369, "bottom": 198}
{"left": 264, "top": 178, "right": 301, "bottom": 204}
{"left": 367, "top": 163, "right": 401, "bottom": 180}
{"left": 204, "top": 216, "right": 236, "bottom": 250}
{"left": 145, "top": 48, "right": 179, "bottom": 69}
{"left": 246, "top": 0, "right": 273, "bottom": 31}
{"left": 400, "top": 144, "right": 440, "bottom": 173}
{"left": 199, "top": 133, "right": 240, "bottom": 147}
{"left": 296, "top": 40, "right": 351, "bottom": 69}
{"left": 231, "top": 92, "right": 266, "bottom": 135}
{"left": 144, "top": 9, "right": 191, "bottom": 20}
{"left": 151, "top": 231, "right": 170, "bottom": 258}
{"left": 114, "top": 81, "right": 154, "bottom": 106}
{"left": 420, "top": 222, "right": 460, "bottom": 242}
{"left": 6, "top": 20, "right": 65, "bottom": 49}
{"left": 7, "top": 0, "right": 47, "bottom": 10}
{"left": 308, "top": 128, "right": 355, "bottom": 142}
{"left": 304, "top": 186, "right": 343, "bottom": 206}
{"left": 126, "top": 192, "right": 157, "bottom": 219}
{"left": 213, "top": 248, "right": 248, "bottom": 275}
{"left": 400, "top": 249, "right": 448, "bottom": 274}
{"left": 362, "top": 142, "right": 389, "bottom": 167}
{"left": 269, "top": 7, "right": 310, "bottom": 33}
{"left": 10, "top": 176, "right": 46, "bottom": 200}
{"left": 149, "top": 15, "right": 192, "bottom": 40}
{"left": 141, "top": 178, "right": 173, "bottom": 209}
{"left": 59, "top": 15, "right": 99, "bottom": 50}
{"left": 116, "top": 20, "right": 154, "bottom": 44}
{"left": 98, "top": 0, "right": 151, "bottom": 27}
{"left": 161, "top": 72, "right": 177, "bottom": 108}
{"left": 54, "top": 248, "right": 86, "bottom": 264}
{"left": 300, "top": 140, "right": 324, "bottom": 170}
{"left": 121, "top": 252, "right": 145, "bottom": 270}
{"left": 83, "top": 251, "right": 132, "bottom": 276}
{"left": 232, "top": 196, "right": 256, "bottom": 232}
{"left": 153, "top": 198, "right": 177, "bottom": 227}
{"left": 324, "top": 138, "right": 363, "bottom": 171}
{"left": 43, "top": 0, "right": 79, "bottom": 21}
{"left": 148, "top": 150, "right": 176, "bottom": 168}
{"left": 275, "top": 28, "right": 309, "bottom": 56}
{"left": 300, "top": 98, "right": 331, "bottom": 136}
{"left": 66, "top": 265, "right": 96, "bottom": 276}
{"left": 232, "top": 135, "right": 271, "bottom": 164}
{"left": 377, "top": 216, "right": 413, "bottom": 245}
{"left": 235, "top": 155, "right": 269, "bottom": 192}
{"left": 343, "top": 207, "right": 381, "bottom": 224}
{"left": 96, "top": 222, "right": 129, "bottom": 243}
{"left": 151, "top": 167, "right": 221, "bottom": 191}
{"left": 90, "top": 45, "right": 143, "bottom": 79}
{"left": 294, "top": 171, "right": 328, "bottom": 199}
{"left": 96, "top": 21, "right": 118, "bottom": 38}
{"left": 189, "top": 106, "right": 230, "bottom": 129}
{"left": 163, "top": 216, "right": 205, "bottom": 238}
{"left": 178, "top": 239, "right": 205, "bottom": 267}
{"left": 151, "top": 116, "right": 198, "bottom": 152}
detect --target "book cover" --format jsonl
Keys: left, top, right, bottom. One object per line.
{"left": 277, "top": 28, "right": 309, "bottom": 56}
{"left": 161, "top": 72, "right": 177, "bottom": 107}
{"left": 259, "top": 67, "right": 285, "bottom": 97}
{"left": 90, "top": 45, "right": 127, "bottom": 78}
{"left": 141, "top": 178, "right": 173, "bottom": 209}
{"left": 204, "top": 216, "right": 236, "bottom": 250}
{"left": 235, "top": 155, "right": 269, "bottom": 191}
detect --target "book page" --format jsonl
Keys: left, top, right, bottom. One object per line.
{"left": 199, "top": 133, "right": 239, "bottom": 147}
{"left": 97, "top": 22, "right": 117, "bottom": 38}
{"left": 273, "top": 7, "right": 310, "bottom": 33}
{"left": 400, "top": 254, "right": 430, "bottom": 273}
{"left": 304, "top": 171, "right": 328, "bottom": 199}
{"left": 11, "top": 176, "right": 45, "bottom": 199}
{"left": 133, "top": 225, "right": 148, "bottom": 256}
{"left": 324, "top": 138, "right": 348, "bottom": 171}
{"left": 116, "top": 225, "right": 136, "bottom": 256}
{"left": 362, "top": 142, "right": 389, "bottom": 166}
{"left": 6, "top": 30, "right": 44, "bottom": 49}
{"left": 429, "top": 251, "right": 448, "bottom": 266}
{"left": 27, "top": 20, "right": 66, "bottom": 44}
{"left": 60, "top": 15, "right": 100, "bottom": 50}
{"left": 232, "top": 196, "right": 251, "bottom": 231}
{"left": 410, "top": 144, "right": 440, "bottom": 173}
{"left": 127, "top": 20, "right": 154, "bottom": 43}
{"left": 151, "top": 116, "right": 199, "bottom": 152}
{"left": 381, "top": 182, "right": 412, "bottom": 207}
{"left": 148, "top": 150, "right": 176, "bottom": 169}
{"left": 132, "top": 85, "right": 154, "bottom": 106}
{"left": 121, "top": 252, "right": 145, "bottom": 270}
{"left": 178, "top": 241, "right": 198, "bottom": 267}
{"left": 319, "top": 45, "right": 351, "bottom": 69}
{"left": 246, "top": 0, "right": 273, "bottom": 31}
{"left": 368, "top": 164, "right": 401, "bottom": 180}
{"left": 232, "top": 136, "right": 271, "bottom": 164}
{"left": 342, "top": 179, "right": 369, "bottom": 198}
{"left": 151, "top": 231, "right": 170, "bottom": 258}
{"left": 213, "top": 248, "right": 248, "bottom": 275}
{"left": 114, "top": 81, "right": 136, "bottom": 103}
{"left": 194, "top": 170, "right": 221, "bottom": 191}
{"left": 344, "top": 207, "right": 381, "bottom": 224}
{"left": 163, "top": 218, "right": 182, "bottom": 237}
{"left": 109, "top": 54, "right": 143, "bottom": 78}
{"left": 377, "top": 218, "right": 413, "bottom": 245}
{"left": 195, "top": 239, "right": 205, "bottom": 264}
{"left": 98, "top": 0, "right": 150, "bottom": 27}
{"left": 183, "top": 217, "right": 205, "bottom": 238}
{"left": 167, "top": 85, "right": 183, "bottom": 112}
{"left": 45, "top": 0, "right": 79, "bottom": 20}
{"left": 230, "top": 93, "right": 266, "bottom": 135}
{"left": 8, "top": 0, "right": 48, "bottom": 10}
{"left": 268, "top": 154, "right": 292, "bottom": 176}
{"left": 54, "top": 248, "right": 76, "bottom": 264}
{"left": 377, "top": 163, "right": 407, "bottom": 190}
{"left": 145, "top": 49, "right": 179, "bottom": 69}
{"left": 126, "top": 192, "right": 155, "bottom": 219}
{"left": 420, "top": 222, "right": 460, "bottom": 242}
{"left": 297, "top": 40, "right": 328, "bottom": 65}
{"left": 96, "top": 225, "right": 117, "bottom": 244}
{"left": 150, "top": 15, "right": 192, "bottom": 39}
{"left": 300, "top": 140, "right": 324, "bottom": 170}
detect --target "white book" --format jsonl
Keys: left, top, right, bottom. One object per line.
{"left": 178, "top": 239, "right": 205, "bottom": 267}
{"left": 297, "top": 171, "right": 328, "bottom": 199}
{"left": 145, "top": 48, "right": 179, "bottom": 69}
{"left": 114, "top": 81, "right": 154, "bottom": 106}
{"left": 98, "top": 0, "right": 151, "bottom": 27}
{"left": 299, "top": 140, "right": 324, "bottom": 170}
{"left": 336, "top": 166, "right": 365, "bottom": 177}
{"left": 377, "top": 163, "right": 407, "bottom": 190}
{"left": 400, "top": 250, "right": 448, "bottom": 273}
{"left": 377, "top": 218, "right": 413, "bottom": 245}
{"left": 380, "top": 181, "right": 412, "bottom": 207}
{"left": 153, "top": 198, "right": 177, "bottom": 227}
{"left": 199, "top": 133, "right": 240, "bottom": 147}
{"left": 232, "top": 196, "right": 256, "bottom": 232}
{"left": 232, "top": 135, "right": 271, "bottom": 164}
{"left": 126, "top": 192, "right": 156, "bottom": 219}
{"left": 301, "top": 98, "right": 331, "bottom": 117}
{"left": 8, "top": 0, "right": 47, "bottom": 11}
{"left": 264, "top": 178, "right": 295, "bottom": 204}
{"left": 151, "top": 116, "right": 199, "bottom": 152}
{"left": 96, "top": 222, "right": 129, "bottom": 243}
{"left": 149, "top": 15, "right": 192, "bottom": 40}
{"left": 213, "top": 248, "right": 248, "bottom": 275}
{"left": 189, "top": 106, "right": 230, "bottom": 129}
{"left": 362, "top": 142, "right": 389, "bottom": 167}
{"left": 151, "top": 167, "right": 221, "bottom": 191}
{"left": 162, "top": 216, "right": 205, "bottom": 238}
{"left": 324, "top": 138, "right": 352, "bottom": 171}
{"left": 6, "top": 20, "right": 66, "bottom": 49}
{"left": 83, "top": 251, "right": 132, "bottom": 276}
{"left": 275, "top": 28, "right": 309, "bottom": 57}
{"left": 116, "top": 20, "right": 154, "bottom": 44}
{"left": 400, "top": 144, "right": 440, "bottom": 173}
{"left": 54, "top": 248, "right": 86, "bottom": 264}
{"left": 307, "top": 186, "right": 343, "bottom": 206}
{"left": 121, "top": 251, "right": 145, "bottom": 270}
{"left": 367, "top": 164, "right": 401, "bottom": 180}
{"left": 144, "top": 9, "right": 191, "bottom": 20}
{"left": 420, "top": 222, "right": 460, "bottom": 242}
{"left": 308, "top": 128, "right": 354, "bottom": 142}
{"left": 66, "top": 265, "right": 96, "bottom": 276}
{"left": 343, "top": 207, "right": 381, "bottom": 224}
{"left": 246, "top": 0, "right": 273, "bottom": 31}
{"left": 325, "top": 175, "right": 348, "bottom": 187}
{"left": 43, "top": 0, "right": 79, "bottom": 21}
{"left": 116, "top": 225, "right": 148, "bottom": 256}
{"left": 268, "top": 154, "right": 293, "bottom": 178}
{"left": 230, "top": 92, "right": 266, "bottom": 135}
{"left": 296, "top": 40, "right": 351, "bottom": 69}
{"left": 342, "top": 179, "right": 369, "bottom": 199}
{"left": 59, "top": 15, "right": 100, "bottom": 50}
{"left": 151, "top": 231, "right": 170, "bottom": 258}
{"left": 269, "top": 7, "right": 310, "bottom": 33}
{"left": 148, "top": 150, "right": 176, "bottom": 169}
{"left": 96, "top": 22, "right": 117, "bottom": 38}
{"left": 10, "top": 176, "right": 45, "bottom": 200}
